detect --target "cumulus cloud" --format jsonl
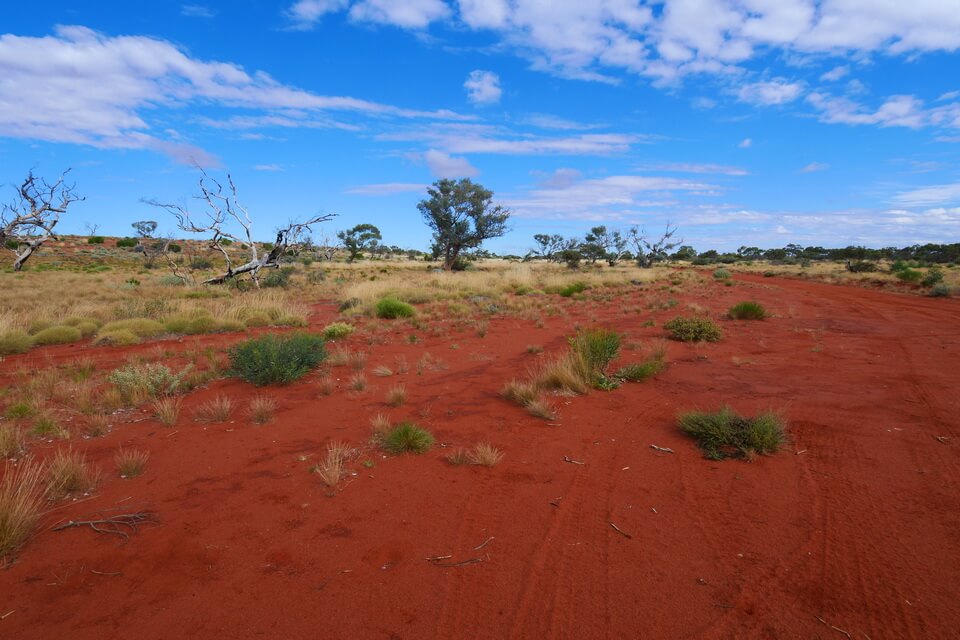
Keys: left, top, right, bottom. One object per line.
{"left": 0, "top": 26, "right": 468, "bottom": 163}
{"left": 806, "top": 92, "right": 934, "bottom": 128}
{"left": 349, "top": 0, "right": 450, "bottom": 28}
{"left": 800, "top": 162, "right": 829, "bottom": 173}
{"left": 819, "top": 65, "right": 849, "bottom": 82}
{"left": 464, "top": 70, "right": 502, "bottom": 105}
{"left": 423, "top": 149, "right": 478, "bottom": 178}
{"left": 737, "top": 79, "right": 804, "bottom": 105}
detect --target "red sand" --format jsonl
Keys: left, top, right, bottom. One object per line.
{"left": 2, "top": 273, "right": 959, "bottom": 639}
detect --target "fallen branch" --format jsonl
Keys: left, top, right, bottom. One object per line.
{"left": 473, "top": 536, "right": 494, "bottom": 551}
{"left": 429, "top": 557, "right": 486, "bottom": 568}
{"left": 52, "top": 512, "right": 157, "bottom": 543}
{"left": 90, "top": 570, "right": 122, "bottom": 577}
{"left": 650, "top": 444, "right": 674, "bottom": 453}
{"left": 608, "top": 521, "right": 633, "bottom": 539}
{"left": 562, "top": 456, "right": 585, "bottom": 465}
{"left": 935, "top": 436, "right": 949, "bottom": 444}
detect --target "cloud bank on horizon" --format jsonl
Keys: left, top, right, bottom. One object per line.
{"left": 0, "top": 0, "right": 958, "bottom": 252}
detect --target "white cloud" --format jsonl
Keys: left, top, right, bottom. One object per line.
{"left": 807, "top": 92, "right": 930, "bottom": 128}
{"left": 0, "top": 26, "right": 469, "bottom": 163}
{"left": 423, "top": 149, "right": 478, "bottom": 178}
{"left": 464, "top": 70, "right": 502, "bottom": 105}
{"left": 349, "top": 0, "right": 450, "bottom": 28}
{"left": 535, "top": 167, "right": 582, "bottom": 189}
{"left": 181, "top": 5, "right": 216, "bottom": 18}
{"left": 891, "top": 183, "right": 960, "bottom": 207}
{"left": 820, "top": 65, "right": 849, "bottom": 81}
{"left": 939, "top": 90, "right": 960, "bottom": 101}
{"left": 800, "top": 162, "right": 829, "bottom": 173}
{"left": 254, "top": 164, "right": 284, "bottom": 171}
{"left": 522, "top": 113, "right": 603, "bottom": 130}
{"left": 738, "top": 137, "right": 753, "bottom": 148}
{"left": 345, "top": 182, "right": 426, "bottom": 195}
{"left": 737, "top": 79, "right": 804, "bottom": 105}
{"left": 287, "top": 0, "right": 350, "bottom": 28}
{"left": 692, "top": 97, "right": 717, "bottom": 110}
{"left": 647, "top": 162, "right": 749, "bottom": 176}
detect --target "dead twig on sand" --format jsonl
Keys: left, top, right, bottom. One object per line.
{"left": 935, "top": 436, "right": 949, "bottom": 444}
{"left": 650, "top": 444, "right": 674, "bottom": 453}
{"left": 815, "top": 615, "right": 852, "bottom": 639}
{"left": 473, "top": 536, "right": 494, "bottom": 551}
{"left": 429, "top": 557, "right": 486, "bottom": 568}
{"left": 90, "top": 570, "right": 122, "bottom": 577}
{"left": 562, "top": 456, "right": 585, "bottom": 465}
{"left": 609, "top": 521, "right": 633, "bottom": 539}
{"left": 52, "top": 512, "right": 157, "bottom": 543}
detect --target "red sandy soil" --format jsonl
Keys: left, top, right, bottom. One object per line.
{"left": 1, "top": 273, "right": 958, "bottom": 639}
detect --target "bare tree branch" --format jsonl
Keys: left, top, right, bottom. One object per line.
{"left": 1, "top": 169, "right": 83, "bottom": 271}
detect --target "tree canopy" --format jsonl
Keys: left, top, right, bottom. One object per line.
{"left": 337, "top": 223, "right": 382, "bottom": 262}
{"left": 417, "top": 178, "right": 509, "bottom": 270}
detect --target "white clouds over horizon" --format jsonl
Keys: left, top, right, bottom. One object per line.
{"left": 464, "top": 70, "right": 502, "bottom": 105}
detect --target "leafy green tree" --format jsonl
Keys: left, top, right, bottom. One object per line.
{"left": 417, "top": 178, "right": 509, "bottom": 271}
{"left": 337, "top": 223, "right": 382, "bottom": 262}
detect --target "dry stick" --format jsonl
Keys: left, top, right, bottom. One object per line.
{"left": 935, "top": 436, "right": 949, "bottom": 444}
{"left": 0, "top": 610, "right": 14, "bottom": 620}
{"left": 608, "top": 521, "right": 633, "bottom": 539}
{"left": 52, "top": 512, "right": 156, "bottom": 542}
{"left": 815, "top": 615, "right": 852, "bottom": 639}
{"left": 430, "top": 557, "right": 485, "bottom": 568}
{"left": 562, "top": 456, "right": 585, "bottom": 465}
{"left": 473, "top": 536, "right": 494, "bottom": 551}
{"left": 650, "top": 444, "right": 674, "bottom": 453}
{"left": 425, "top": 555, "right": 453, "bottom": 562}
{"left": 90, "top": 570, "right": 122, "bottom": 577}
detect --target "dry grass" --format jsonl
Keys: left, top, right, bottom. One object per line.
{"left": 115, "top": 448, "right": 149, "bottom": 478}
{"left": 525, "top": 397, "right": 557, "bottom": 421}
{"left": 349, "top": 374, "right": 368, "bottom": 392}
{"left": 445, "top": 448, "right": 470, "bottom": 465}
{"left": 247, "top": 395, "right": 277, "bottom": 425}
{"left": 0, "top": 457, "right": 47, "bottom": 558}
{"left": 468, "top": 442, "right": 504, "bottom": 466}
{"left": 85, "top": 413, "right": 111, "bottom": 437}
{"left": 501, "top": 380, "right": 538, "bottom": 405}
{"left": 0, "top": 426, "right": 25, "bottom": 460}
{"left": 372, "top": 365, "right": 393, "bottom": 377}
{"left": 152, "top": 397, "right": 182, "bottom": 427}
{"left": 47, "top": 448, "right": 100, "bottom": 499}
{"left": 313, "top": 441, "right": 350, "bottom": 487}
{"left": 385, "top": 384, "right": 407, "bottom": 407}
{"left": 530, "top": 355, "right": 590, "bottom": 395}
{"left": 317, "top": 375, "right": 336, "bottom": 396}
{"left": 193, "top": 395, "right": 233, "bottom": 423}
{"left": 369, "top": 413, "right": 391, "bottom": 438}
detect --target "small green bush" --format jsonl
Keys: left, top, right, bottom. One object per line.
{"left": 381, "top": 422, "right": 434, "bottom": 454}
{"left": 116, "top": 237, "right": 138, "bottom": 248}
{"left": 165, "top": 313, "right": 218, "bottom": 335}
{"left": 929, "top": 283, "right": 951, "bottom": 297}
{"left": 87, "top": 236, "right": 105, "bottom": 244}
{"left": 261, "top": 266, "right": 295, "bottom": 288}
{"left": 4, "top": 402, "right": 33, "bottom": 420}
{"left": 94, "top": 329, "right": 140, "bottom": 346}
{"left": 616, "top": 357, "right": 664, "bottom": 382}
{"left": 99, "top": 318, "right": 166, "bottom": 338}
{"left": 728, "top": 301, "right": 767, "bottom": 320}
{"left": 896, "top": 268, "right": 923, "bottom": 283}
{"left": 559, "top": 282, "right": 587, "bottom": 297}
{"left": 922, "top": 267, "right": 944, "bottom": 287}
{"left": 713, "top": 268, "right": 731, "bottom": 280}
{"left": 109, "top": 363, "right": 191, "bottom": 402}
{"left": 569, "top": 328, "right": 621, "bottom": 381}
{"left": 846, "top": 260, "right": 877, "bottom": 273}
{"left": 664, "top": 316, "right": 722, "bottom": 342}
{"left": 0, "top": 331, "right": 33, "bottom": 355}
{"left": 229, "top": 333, "right": 326, "bottom": 386}
{"left": 375, "top": 297, "right": 415, "bottom": 319}
{"left": 678, "top": 407, "right": 785, "bottom": 460}
{"left": 31, "top": 325, "right": 82, "bottom": 346}
{"left": 322, "top": 322, "right": 355, "bottom": 340}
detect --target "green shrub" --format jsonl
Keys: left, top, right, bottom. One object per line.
{"left": 261, "top": 266, "right": 295, "bottom": 288}
{"left": 93, "top": 329, "right": 140, "bottom": 346}
{"left": 922, "top": 267, "right": 944, "bottom": 287}
{"left": 616, "top": 357, "right": 665, "bottom": 382}
{"left": 229, "top": 333, "right": 326, "bottom": 386}
{"left": 99, "top": 318, "right": 166, "bottom": 339}
{"left": 896, "top": 268, "right": 923, "bottom": 283}
{"left": 929, "top": 283, "right": 951, "bottom": 297}
{"left": 28, "top": 320, "right": 53, "bottom": 335}
{"left": 569, "top": 328, "right": 621, "bottom": 381}
{"left": 375, "top": 297, "right": 415, "bottom": 319}
{"left": 381, "top": 422, "right": 434, "bottom": 454}
{"left": 165, "top": 313, "right": 218, "bottom": 335}
{"left": 4, "top": 402, "right": 33, "bottom": 420}
{"left": 728, "top": 301, "right": 767, "bottom": 320}
{"left": 87, "top": 236, "right": 105, "bottom": 244}
{"left": 846, "top": 260, "right": 877, "bottom": 273}
{"left": 189, "top": 257, "right": 213, "bottom": 270}
{"left": 322, "top": 322, "right": 355, "bottom": 340}
{"left": 678, "top": 407, "right": 785, "bottom": 460}
{"left": 664, "top": 316, "right": 722, "bottom": 342}
{"left": 109, "top": 363, "right": 191, "bottom": 402}
{"left": 762, "top": 271, "right": 776, "bottom": 277}
{"left": 31, "top": 325, "right": 82, "bottom": 346}
{"left": 559, "top": 282, "right": 587, "bottom": 297}
{"left": 0, "top": 331, "right": 33, "bottom": 355}
{"left": 116, "top": 237, "right": 138, "bottom": 248}
{"left": 158, "top": 274, "right": 187, "bottom": 286}
{"left": 713, "top": 268, "right": 731, "bottom": 280}
{"left": 30, "top": 416, "right": 65, "bottom": 438}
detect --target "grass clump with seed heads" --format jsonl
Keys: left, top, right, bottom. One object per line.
{"left": 152, "top": 397, "right": 182, "bottom": 426}
{"left": 115, "top": 448, "right": 149, "bottom": 478}
{"left": 385, "top": 384, "right": 406, "bottom": 407}
{"left": 678, "top": 407, "right": 786, "bottom": 460}
{"left": 381, "top": 422, "right": 434, "bottom": 454}
{"left": 247, "top": 395, "right": 276, "bottom": 425}
{"left": 0, "top": 457, "right": 47, "bottom": 558}
{"left": 468, "top": 442, "right": 504, "bottom": 467}
{"left": 0, "top": 426, "right": 26, "bottom": 459}
{"left": 322, "top": 322, "right": 355, "bottom": 340}
{"left": 0, "top": 330, "right": 33, "bottom": 356}
{"left": 229, "top": 333, "right": 326, "bottom": 386}
{"left": 194, "top": 395, "right": 233, "bottom": 423}
{"left": 47, "top": 449, "right": 100, "bottom": 499}
{"left": 728, "top": 301, "right": 768, "bottom": 320}
{"left": 312, "top": 441, "right": 350, "bottom": 487}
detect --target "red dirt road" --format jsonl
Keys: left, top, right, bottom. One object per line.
{"left": 2, "top": 274, "right": 959, "bottom": 639}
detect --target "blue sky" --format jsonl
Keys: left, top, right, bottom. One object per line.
{"left": 2, "top": 1, "right": 959, "bottom": 255}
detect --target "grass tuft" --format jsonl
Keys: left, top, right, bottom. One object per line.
{"left": 375, "top": 297, "right": 416, "bottom": 319}
{"left": 31, "top": 325, "right": 82, "bottom": 346}
{"left": 385, "top": 384, "right": 407, "bottom": 407}
{"left": 152, "top": 397, "right": 182, "bottom": 426}
{"left": 312, "top": 441, "right": 350, "bottom": 487}
{"left": 115, "top": 448, "right": 149, "bottom": 478}
{"left": 382, "top": 422, "right": 434, "bottom": 454}
{"left": 0, "top": 331, "right": 33, "bottom": 355}
{"left": 47, "top": 448, "right": 100, "bottom": 499}
{"left": 728, "top": 301, "right": 767, "bottom": 320}
{"left": 678, "top": 407, "right": 786, "bottom": 460}
{"left": 664, "top": 316, "right": 722, "bottom": 342}
{"left": 322, "top": 322, "right": 355, "bottom": 340}
{"left": 468, "top": 442, "right": 504, "bottom": 467}
{"left": 193, "top": 395, "right": 233, "bottom": 423}
{"left": 229, "top": 333, "right": 326, "bottom": 386}
{"left": 247, "top": 395, "right": 276, "bottom": 425}
{"left": 0, "top": 426, "right": 26, "bottom": 460}
{"left": 0, "top": 457, "right": 47, "bottom": 558}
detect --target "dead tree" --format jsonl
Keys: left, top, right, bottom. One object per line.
{"left": 628, "top": 223, "right": 682, "bottom": 268}
{"left": 1, "top": 169, "right": 83, "bottom": 271}
{"left": 146, "top": 169, "right": 336, "bottom": 287}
